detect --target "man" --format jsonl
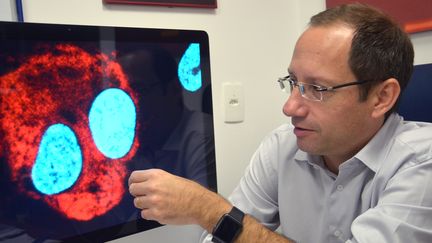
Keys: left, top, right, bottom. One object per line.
{"left": 129, "top": 3, "right": 432, "bottom": 242}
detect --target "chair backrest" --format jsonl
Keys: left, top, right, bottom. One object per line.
{"left": 397, "top": 63, "right": 432, "bottom": 122}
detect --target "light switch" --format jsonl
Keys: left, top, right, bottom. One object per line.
{"left": 222, "top": 82, "right": 244, "bottom": 123}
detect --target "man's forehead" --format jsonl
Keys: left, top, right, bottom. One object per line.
{"left": 288, "top": 25, "right": 356, "bottom": 83}
{"left": 296, "top": 25, "right": 353, "bottom": 51}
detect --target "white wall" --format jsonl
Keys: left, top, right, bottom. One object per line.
{"left": 0, "top": 0, "right": 15, "bottom": 21}
{"left": 412, "top": 31, "right": 432, "bottom": 65}
{"left": 2, "top": 0, "right": 431, "bottom": 242}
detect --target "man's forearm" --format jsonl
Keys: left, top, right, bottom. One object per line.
{"left": 235, "top": 215, "right": 295, "bottom": 243}
{"left": 196, "top": 189, "right": 294, "bottom": 243}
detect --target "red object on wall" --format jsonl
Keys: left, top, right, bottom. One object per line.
{"left": 104, "top": 0, "right": 217, "bottom": 9}
{"left": 326, "top": 0, "right": 432, "bottom": 33}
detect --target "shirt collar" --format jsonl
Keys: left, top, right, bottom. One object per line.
{"left": 355, "top": 113, "right": 402, "bottom": 172}
{"left": 294, "top": 149, "right": 323, "bottom": 168}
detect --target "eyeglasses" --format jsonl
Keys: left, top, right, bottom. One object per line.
{"left": 277, "top": 75, "right": 371, "bottom": 102}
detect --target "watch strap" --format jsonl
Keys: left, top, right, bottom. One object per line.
{"left": 229, "top": 206, "right": 245, "bottom": 223}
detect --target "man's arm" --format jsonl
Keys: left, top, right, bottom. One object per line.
{"left": 128, "top": 169, "right": 293, "bottom": 242}
{"left": 236, "top": 215, "right": 294, "bottom": 243}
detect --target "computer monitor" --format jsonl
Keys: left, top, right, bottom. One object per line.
{"left": 0, "top": 21, "right": 216, "bottom": 242}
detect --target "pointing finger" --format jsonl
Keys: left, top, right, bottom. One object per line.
{"left": 128, "top": 170, "right": 150, "bottom": 186}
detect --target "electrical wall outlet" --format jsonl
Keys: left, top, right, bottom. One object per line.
{"left": 222, "top": 82, "right": 244, "bottom": 123}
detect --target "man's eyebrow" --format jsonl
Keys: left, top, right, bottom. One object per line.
{"left": 287, "top": 72, "right": 333, "bottom": 86}
{"left": 287, "top": 69, "right": 295, "bottom": 77}
{"left": 287, "top": 68, "right": 333, "bottom": 84}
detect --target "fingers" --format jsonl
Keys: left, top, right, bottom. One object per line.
{"left": 128, "top": 169, "right": 164, "bottom": 197}
{"left": 128, "top": 183, "right": 145, "bottom": 197}
{"left": 140, "top": 208, "right": 163, "bottom": 223}
{"left": 128, "top": 170, "right": 149, "bottom": 186}
{"left": 133, "top": 197, "right": 156, "bottom": 221}
{"left": 128, "top": 169, "right": 160, "bottom": 196}
{"left": 129, "top": 169, "right": 205, "bottom": 225}
{"left": 128, "top": 168, "right": 167, "bottom": 185}
{"left": 133, "top": 195, "right": 147, "bottom": 209}
{"left": 133, "top": 193, "right": 163, "bottom": 208}
{"left": 128, "top": 171, "right": 148, "bottom": 197}
{"left": 134, "top": 196, "right": 165, "bottom": 223}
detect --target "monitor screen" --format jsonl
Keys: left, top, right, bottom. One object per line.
{"left": 0, "top": 21, "right": 216, "bottom": 242}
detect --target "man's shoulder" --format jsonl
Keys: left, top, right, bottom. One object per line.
{"left": 270, "top": 123, "right": 295, "bottom": 136}
{"left": 393, "top": 120, "right": 432, "bottom": 162}
{"left": 264, "top": 123, "right": 296, "bottom": 144}
{"left": 395, "top": 120, "right": 432, "bottom": 147}
{"left": 256, "top": 123, "right": 299, "bottom": 157}
{"left": 397, "top": 120, "right": 432, "bottom": 137}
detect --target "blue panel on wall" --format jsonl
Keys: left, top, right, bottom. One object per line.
{"left": 397, "top": 63, "right": 432, "bottom": 122}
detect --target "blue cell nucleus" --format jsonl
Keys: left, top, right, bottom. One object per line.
{"left": 178, "top": 43, "right": 202, "bottom": 92}
{"left": 88, "top": 88, "right": 136, "bottom": 159}
{"left": 32, "top": 123, "right": 83, "bottom": 195}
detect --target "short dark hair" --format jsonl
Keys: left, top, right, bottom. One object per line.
{"left": 310, "top": 3, "right": 414, "bottom": 115}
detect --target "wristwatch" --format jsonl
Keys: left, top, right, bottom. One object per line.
{"left": 211, "top": 206, "right": 245, "bottom": 243}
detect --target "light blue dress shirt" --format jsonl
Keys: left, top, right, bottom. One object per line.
{"left": 201, "top": 113, "right": 432, "bottom": 242}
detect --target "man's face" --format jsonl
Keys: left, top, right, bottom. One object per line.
{"left": 284, "top": 24, "right": 378, "bottom": 163}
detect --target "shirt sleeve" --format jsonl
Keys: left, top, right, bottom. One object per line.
{"left": 228, "top": 132, "right": 281, "bottom": 230}
{"left": 198, "top": 131, "right": 283, "bottom": 242}
{"left": 198, "top": 230, "right": 212, "bottom": 243}
{"left": 199, "top": 139, "right": 279, "bottom": 243}
{"left": 348, "top": 158, "right": 432, "bottom": 243}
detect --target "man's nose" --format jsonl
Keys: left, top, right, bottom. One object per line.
{"left": 282, "top": 87, "right": 308, "bottom": 117}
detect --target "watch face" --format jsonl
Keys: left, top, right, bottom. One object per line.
{"left": 213, "top": 215, "right": 241, "bottom": 242}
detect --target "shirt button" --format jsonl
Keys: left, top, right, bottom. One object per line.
{"left": 336, "top": 185, "right": 344, "bottom": 191}
{"left": 334, "top": 230, "right": 342, "bottom": 237}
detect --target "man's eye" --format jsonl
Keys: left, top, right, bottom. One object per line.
{"left": 312, "top": 85, "right": 325, "bottom": 91}
{"left": 289, "top": 78, "right": 298, "bottom": 84}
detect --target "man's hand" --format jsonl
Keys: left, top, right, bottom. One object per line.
{"left": 128, "top": 169, "right": 230, "bottom": 228}
{"left": 128, "top": 169, "right": 294, "bottom": 242}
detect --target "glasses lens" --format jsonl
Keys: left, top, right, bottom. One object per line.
{"left": 288, "top": 80, "right": 294, "bottom": 93}
{"left": 278, "top": 77, "right": 291, "bottom": 93}
{"left": 278, "top": 76, "right": 323, "bottom": 101}
{"left": 302, "top": 84, "right": 322, "bottom": 101}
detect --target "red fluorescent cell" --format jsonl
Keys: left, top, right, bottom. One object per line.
{"left": 0, "top": 44, "right": 139, "bottom": 220}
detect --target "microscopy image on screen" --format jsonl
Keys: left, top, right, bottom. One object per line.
{"left": 0, "top": 22, "right": 216, "bottom": 242}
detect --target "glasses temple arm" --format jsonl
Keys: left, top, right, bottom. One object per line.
{"left": 319, "top": 80, "right": 371, "bottom": 91}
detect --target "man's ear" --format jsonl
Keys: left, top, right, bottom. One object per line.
{"left": 370, "top": 78, "right": 400, "bottom": 118}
